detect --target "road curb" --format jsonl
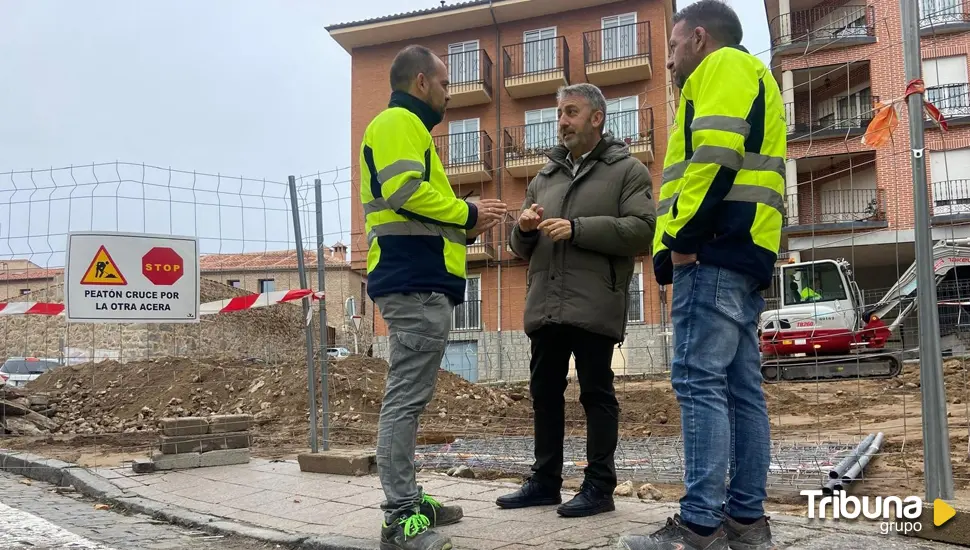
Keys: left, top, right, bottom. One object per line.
{"left": 0, "top": 449, "right": 378, "bottom": 550}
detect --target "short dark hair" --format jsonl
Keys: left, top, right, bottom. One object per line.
{"left": 389, "top": 45, "right": 440, "bottom": 92}
{"left": 672, "top": 0, "right": 743, "bottom": 47}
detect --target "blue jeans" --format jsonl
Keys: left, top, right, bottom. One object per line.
{"left": 669, "top": 262, "right": 771, "bottom": 528}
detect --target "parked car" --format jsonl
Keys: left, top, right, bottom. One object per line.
{"left": 326, "top": 347, "right": 351, "bottom": 360}
{"left": 0, "top": 357, "right": 62, "bottom": 388}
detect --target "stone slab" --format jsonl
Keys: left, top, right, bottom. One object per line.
{"left": 200, "top": 449, "right": 250, "bottom": 468}
{"left": 298, "top": 450, "right": 377, "bottom": 476}
{"left": 131, "top": 458, "right": 155, "bottom": 474}
{"left": 904, "top": 500, "right": 970, "bottom": 546}
{"left": 207, "top": 414, "right": 252, "bottom": 433}
{"left": 158, "top": 417, "right": 209, "bottom": 436}
{"left": 152, "top": 453, "right": 202, "bottom": 470}
{"left": 158, "top": 432, "right": 250, "bottom": 454}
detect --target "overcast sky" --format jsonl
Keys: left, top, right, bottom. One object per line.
{"left": 0, "top": 0, "right": 768, "bottom": 264}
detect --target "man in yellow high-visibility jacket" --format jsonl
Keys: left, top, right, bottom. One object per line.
{"left": 618, "top": 2, "right": 783, "bottom": 550}
{"left": 360, "top": 44, "right": 507, "bottom": 550}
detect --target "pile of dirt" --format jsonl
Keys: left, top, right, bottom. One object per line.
{"left": 10, "top": 355, "right": 535, "bottom": 450}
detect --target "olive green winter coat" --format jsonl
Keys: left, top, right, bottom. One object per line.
{"left": 509, "top": 133, "right": 656, "bottom": 343}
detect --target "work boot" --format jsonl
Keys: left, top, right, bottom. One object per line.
{"left": 614, "top": 514, "right": 728, "bottom": 550}
{"left": 380, "top": 512, "right": 452, "bottom": 550}
{"left": 557, "top": 481, "right": 615, "bottom": 517}
{"left": 495, "top": 478, "right": 562, "bottom": 509}
{"left": 419, "top": 493, "right": 464, "bottom": 527}
{"left": 723, "top": 515, "right": 777, "bottom": 550}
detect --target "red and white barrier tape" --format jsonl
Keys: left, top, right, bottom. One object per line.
{"left": 0, "top": 289, "right": 325, "bottom": 317}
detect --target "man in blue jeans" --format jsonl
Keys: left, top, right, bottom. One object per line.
{"left": 616, "top": 2, "right": 784, "bottom": 550}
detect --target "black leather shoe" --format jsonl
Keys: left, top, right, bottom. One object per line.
{"left": 557, "top": 481, "right": 615, "bottom": 517}
{"left": 495, "top": 478, "right": 562, "bottom": 509}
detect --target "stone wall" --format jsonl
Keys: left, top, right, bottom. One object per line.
{"left": 203, "top": 267, "right": 373, "bottom": 352}
{"left": 373, "top": 322, "right": 672, "bottom": 384}
{"left": 0, "top": 279, "right": 332, "bottom": 364}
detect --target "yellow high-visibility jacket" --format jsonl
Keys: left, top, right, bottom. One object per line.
{"left": 653, "top": 45, "right": 786, "bottom": 289}
{"left": 360, "top": 91, "right": 479, "bottom": 305}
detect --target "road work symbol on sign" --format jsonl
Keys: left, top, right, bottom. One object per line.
{"left": 79, "top": 246, "right": 128, "bottom": 286}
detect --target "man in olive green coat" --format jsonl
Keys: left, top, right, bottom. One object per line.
{"left": 496, "top": 83, "right": 656, "bottom": 518}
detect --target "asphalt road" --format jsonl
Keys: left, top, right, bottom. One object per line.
{"left": 0, "top": 471, "right": 278, "bottom": 550}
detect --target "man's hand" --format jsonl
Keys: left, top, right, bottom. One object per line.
{"left": 538, "top": 218, "right": 572, "bottom": 242}
{"left": 467, "top": 218, "right": 499, "bottom": 240}
{"left": 518, "top": 203, "right": 544, "bottom": 232}
{"left": 671, "top": 251, "right": 697, "bottom": 265}
{"left": 471, "top": 198, "right": 506, "bottom": 233}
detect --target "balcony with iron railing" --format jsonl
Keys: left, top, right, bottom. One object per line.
{"left": 933, "top": 179, "right": 970, "bottom": 219}
{"left": 770, "top": 4, "right": 876, "bottom": 55}
{"left": 503, "top": 121, "right": 557, "bottom": 177}
{"left": 920, "top": 0, "right": 970, "bottom": 35}
{"left": 924, "top": 83, "right": 970, "bottom": 127}
{"left": 583, "top": 21, "right": 652, "bottom": 87}
{"left": 442, "top": 49, "right": 493, "bottom": 108}
{"left": 606, "top": 107, "right": 654, "bottom": 164}
{"left": 452, "top": 299, "right": 482, "bottom": 331}
{"left": 466, "top": 225, "right": 497, "bottom": 262}
{"left": 785, "top": 188, "right": 886, "bottom": 232}
{"left": 432, "top": 131, "right": 493, "bottom": 184}
{"left": 503, "top": 36, "right": 570, "bottom": 99}
{"left": 784, "top": 93, "right": 878, "bottom": 141}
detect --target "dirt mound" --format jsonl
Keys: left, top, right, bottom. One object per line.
{"left": 19, "top": 354, "right": 535, "bottom": 450}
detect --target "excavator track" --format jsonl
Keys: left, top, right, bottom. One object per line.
{"left": 761, "top": 352, "right": 903, "bottom": 383}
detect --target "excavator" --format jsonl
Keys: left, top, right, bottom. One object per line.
{"left": 759, "top": 239, "right": 970, "bottom": 383}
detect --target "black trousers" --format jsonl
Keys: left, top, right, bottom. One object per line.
{"left": 528, "top": 323, "right": 619, "bottom": 493}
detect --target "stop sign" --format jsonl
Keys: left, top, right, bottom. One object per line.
{"left": 142, "top": 247, "right": 184, "bottom": 286}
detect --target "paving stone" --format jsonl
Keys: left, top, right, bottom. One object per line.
{"left": 158, "top": 433, "right": 251, "bottom": 454}
{"left": 152, "top": 453, "right": 202, "bottom": 470}
{"left": 132, "top": 459, "right": 155, "bottom": 474}
{"left": 298, "top": 449, "right": 377, "bottom": 476}
{"left": 159, "top": 417, "right": 210, "bottom": 436}
{"left": 200, "top": 449, "right": 250, "bottom": 468}
{"left": 206, "top": 414, "right": 253, "bottom": 433}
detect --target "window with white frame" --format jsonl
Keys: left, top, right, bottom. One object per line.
{"left": 524, "top": 27, "right": 557, "bottom": 73}
{"left": 448, "top": 119, "right": 480, "bottom": 165}
{"left": 524, "top": 107, "right": 558, "bottom": 151}
{"left": 627, "top": 263, "right": 644, "bottom": 323}
{"left": 605, "top": 96, "right": 640, "bottom": 142}
{"left": 930, "top": 148, "right": 970, "bottom": 216}
{"left": 601, "top": 13, "right": 637, "bottom": 61}
{"left": 448, "top": 40, "right": 480, "bottom": 84}
{"left": 923, "top": 55, "right": 969, "bottom": 118}
{"left": 453, "top": 275, "right": 482, "bottom": 330}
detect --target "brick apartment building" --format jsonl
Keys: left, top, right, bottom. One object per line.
{"left": 766, "top": 0, "right": 970, "bottom": 294}
{"left": 326, "top": 0, "right": 675, "bottom": 382}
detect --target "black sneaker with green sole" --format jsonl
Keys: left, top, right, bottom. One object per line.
{"left": 380, "top": 513, "right": 453, "bottom": 550}
{"left": 419, "top": 494, "right": 464, "bottom": 527}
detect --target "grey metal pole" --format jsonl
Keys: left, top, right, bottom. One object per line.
{"left": 899, "top": 0, "right": 954, "bottom": 501}
{"left": 289, "top": 175, "right": 319, "bottom": 454}
{"left": 314, "top": 178, "right": 330, "bottom": 451}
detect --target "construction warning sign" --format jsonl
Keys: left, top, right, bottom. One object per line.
{"left": 65, "top": 231, "right": 200, "bottom": 324}
{"left": 79, "top": 246, "right": 128, "bottom": 285}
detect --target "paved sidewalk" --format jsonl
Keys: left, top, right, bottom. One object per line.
{"left": 83, "top": 458, "right": 961, "bottom": 550}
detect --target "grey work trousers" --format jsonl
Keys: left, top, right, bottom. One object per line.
{"left": 373, "top": 291, "right": 454, "bottom": 522}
